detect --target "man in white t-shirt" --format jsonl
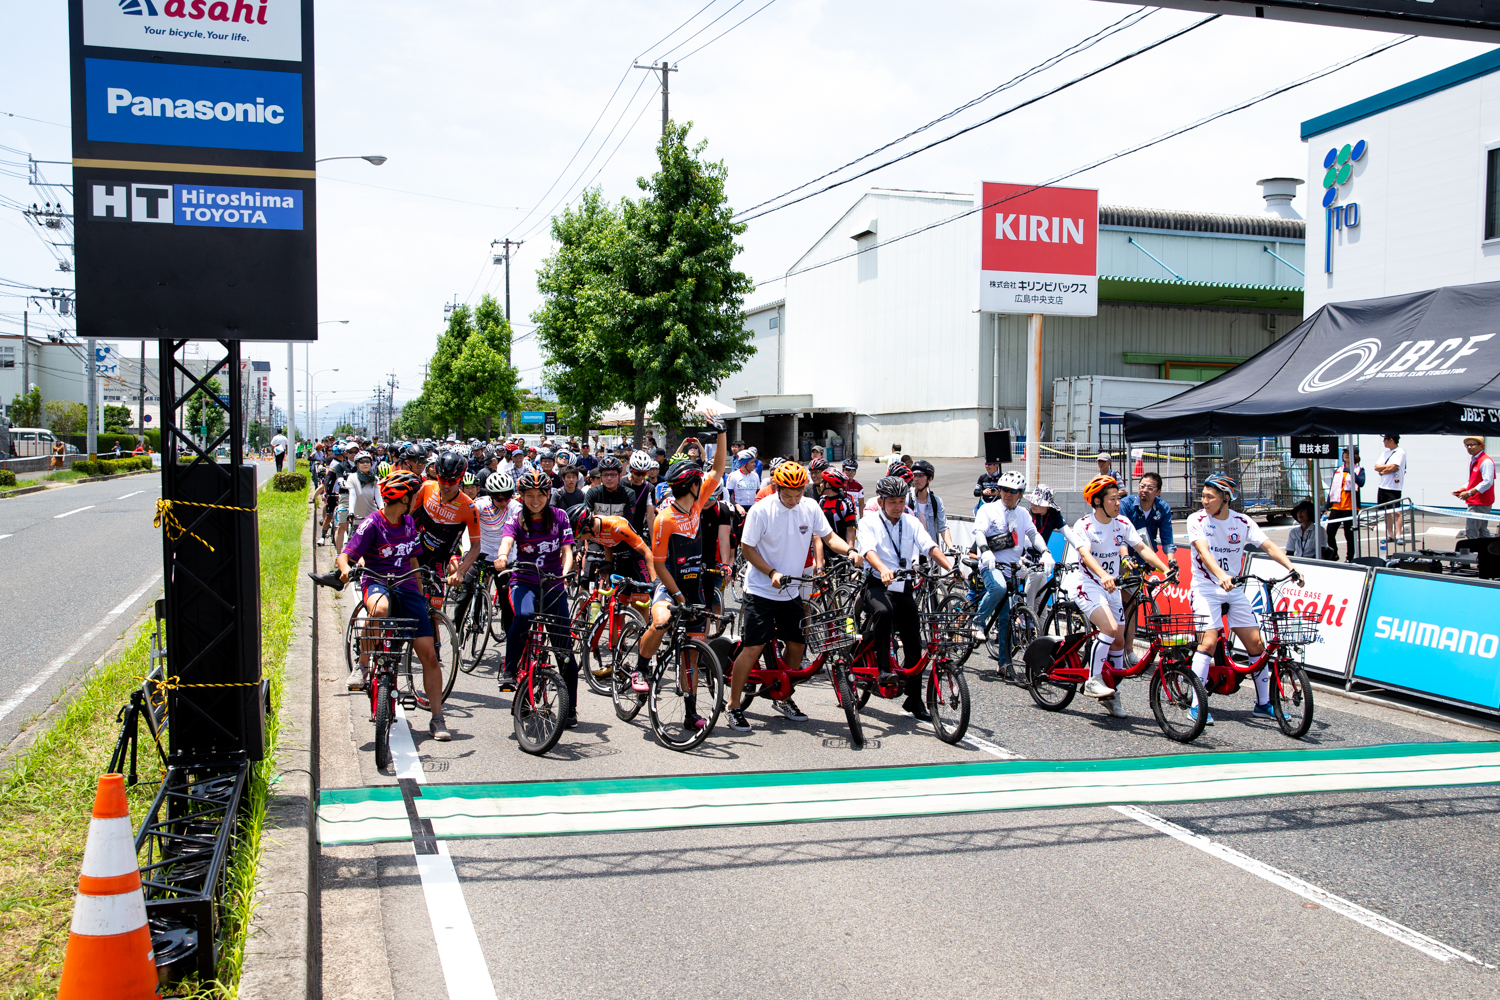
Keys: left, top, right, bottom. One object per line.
{"left": 271, "top": 429, "right": 289, "bottom": 472}
{"left": 1187, "top": 474, "right": 1302, "bottom": 723}
{"left": 728, "top": 461, "right": 859, "bottom": 731}
{"left": 1372, "top": 433, "right": 1407, "bottom": 544}
{"left": 1061, "top": 475, "right": 1171, "bottom": 715}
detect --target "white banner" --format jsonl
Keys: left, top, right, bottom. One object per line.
{"left": 83, "top": 0, "right": 302, "bottom": 63}
{"left": 979, "top": 270, "right": 1097, "bottom": 317}
{"left": 1246, "top": 554, "right": 1370, "bottom": 677}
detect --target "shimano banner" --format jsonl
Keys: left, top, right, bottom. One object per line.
{"left": 1353, "top": 570, "right": 1500, "bottom": 709}
{"left": 1124, "top": 281, "right": 1500, "bottom": 439}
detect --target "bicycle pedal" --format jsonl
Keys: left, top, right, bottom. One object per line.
{"left": 400, "top": 695, "right": 418, "bottom": 710}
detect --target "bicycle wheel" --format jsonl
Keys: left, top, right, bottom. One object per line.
{"left": 926, "top": 660, "right": 970, "bottom": 744}
{"left": 460, "top": 587, "right": 490, "bottom": 671}
{"left": 649, "top": 638, "right": 724, "bottom": 751}
{"left": 831, "top": 656, "right": 864, "bottom": 747}
{"left": 422, "top": 611, "right": 461, "bottom": 703}
{"left": 488, "top": 580, "right": 509, "bottom": 644}
{"left": 514, "top": 665, "right": 571, "bottom": 755}
{"left": 1149, "top": 664, "right": 1208, "bottom": 743}
{"left": 344, "top": 599, "right": 369, "bottom": 674}
{"left": 611, "top": 619, "right": 648, "bottom": 721}
{"left": 585, "top": 606, "right": 644, "bottom": 697}
{"left": 372, "top": 671, "right": 394, "bottom": 771}
{"left": 937, "top": 594, "right": 980, "bottom": 668}
{"left": 731, "top": 554, "right": 747, "bottom": 602}
{"left": 1270, "top": 660, "right": 1314, "bottom": 739}
{"left": 1025, "top": 637, "right": 1076, "bottom": 711}
{"left": 1007, "top": 604, "right": 1038, "bottom": 677}
{"left": 1042, "top": 600, "right": 1088, "bottom": 639}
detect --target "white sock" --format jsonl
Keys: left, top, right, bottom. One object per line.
{"left": 1254, "top": 666, "right": 1271, "bottom": 704}
{"left": 1192, "top": 651, "right": 1212, "bottom": 683}
{"left": 1090, "top": 640, "right": 1111, "bottom": 679}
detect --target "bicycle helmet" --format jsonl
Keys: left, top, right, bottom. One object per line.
{"left": 355, "top": 451, "right": 373, "bottom": 464}
{"left": 462, "top": 470, "right": 476, "bottom": 486}
{"left": 911, "top": 459, "right": 935, "bottom": 480}
{"left": 402, "top": 443, "right": 425, "bottom": 463}
{"left": 1083, "top": 474, "right": 1120, "bottom": 507}
{"left": 771, "top": 461, "right": 809, "bottom": 489}
{"left": 485, "top": 470, "right": 514, "bottom": 495}
{"left": 885, "top": 462, "right": 913, "bottom": 483}
{"left": 768, "top": 456, "right": 785, "bottom": 471}
{"left": 629, "top": 449, "right": 655, "bottom": 472}
{"left": 809, "top": 457, "right": 829, "bottom": 474}
{"left": 997, "top": 470, "right": 1026, "bottom": 492}
{"left": 331, "top": 443, "right": 345, "bottom": 456}
{"left": 567, "top": 503, "right": 594, "bottom": 536}
{"left": 379, "top": 471, "right": 422, "bottom": 504}
{"left": 819, "top": 467, "right": 848, "bottom": 490}
{"left": 655, "top": 481, "right": 672, "bottom": 504}
{"left": 665, "top": 460, "right": 705, "bottom": 486}
{"left": 842, "top": 457, "right": 859, "bottom": 472}
{"left": 735, "top": 449, "right": 755, "bottom": 465}
{"left": 875, "top": 475, "right": 909, "bottom": 499}
{"left": 1203, "top": 473, "right": 1239, "bottom": 502}
{"left": 435, "top": 450, "right": 466, "bottom": 483}
{"left": 517, "top": 470, "right": 552, "bottom": 494}
{"left": 598, "top": 455, "right": 623, "bottom": 473}
{"left": 1027, "top": 484, "right": 1056, "bottom": 508}
{"left": 376, "top": 461, "right": 393, "bottom": 477}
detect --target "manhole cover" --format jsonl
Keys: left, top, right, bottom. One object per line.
{"left": 421, "top": 759, "right": 450, "bottom": 772}
{"left": 822, "top": 738, "right": 879, "bottom": 749}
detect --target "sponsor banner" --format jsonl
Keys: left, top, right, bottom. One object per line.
{"left": 1353, "top": 570, "right": 1500, "bottom": 709}
{"left": 87, "top": 179, "right": 303, "bottom": 229}
{"left": 978, "top": 181, "right": 1098, "bottom": 317}
{"left": 82, "top": 0, "right": 302, "bottom": 63}
{"left": 85, "top": 58, "right": 302, "bottom": 152}
{"left": 1246, "top": 554, "right": 1368, "bottom": 677}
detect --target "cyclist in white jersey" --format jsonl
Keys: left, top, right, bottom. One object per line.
{"left": 1187, "top": 474, "right": 1302, "bottom": 722}
{"left": 725, "top": 451, "right": 762, "bottom": 511}
{"left": 1061, "top": 475, "right": 1171, "bottom": 712}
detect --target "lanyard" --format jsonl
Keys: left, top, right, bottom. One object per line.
{"left": 880, "top": 513, "right": 906, "bottom": 567}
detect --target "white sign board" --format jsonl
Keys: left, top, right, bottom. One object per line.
{"left": 978, "top": 181, "right": 1098, "bottom": 317}
{"left": 1246, "top": 553, "right": 1369, "bottom": 678}
{"left": 83, "top": 0, "right": 302, "bottom": 63}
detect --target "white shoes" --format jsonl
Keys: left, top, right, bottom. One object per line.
{"left": 1083, "top": 675, "right": 1115, "bottom": 698}
{"left": 1104, "top": 690, "right": 1126, "bottom": 718}
{"left": 346, "top": 666, "right": 365, "bottom": 691}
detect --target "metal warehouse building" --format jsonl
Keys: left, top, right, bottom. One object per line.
{"left": 726, "top": 185, "right": 1307, "bottom": 459}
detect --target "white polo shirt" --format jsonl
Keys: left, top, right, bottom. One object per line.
{"left": 856, "top": 509, "right": 935, "bottom": 593}
{"left": 741, "top": 494, "right": 831, "bottom": 602}
{"left": 1378, "top": 446, "right": 1406, "bottom": 491}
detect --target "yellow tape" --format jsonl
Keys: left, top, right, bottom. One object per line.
{"left": 153, "top": 497, "right": 257, "bottom": 552}
{"left": 142, "top": 674, "right": 262, "bottom": 691}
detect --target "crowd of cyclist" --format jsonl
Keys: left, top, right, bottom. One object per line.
{"left": 308, "top": 420, "right": 1306, "bottom": 747}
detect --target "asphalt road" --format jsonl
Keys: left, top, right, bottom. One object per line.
{"left": 315, "top": 568, "right": 1500, "bottom": 999}
{"left": 0, "top": 459, "right": 269, "bottom": 751}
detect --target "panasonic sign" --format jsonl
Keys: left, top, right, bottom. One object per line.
{"left": 85, "top": 58, "right": 302, "bottom": 152}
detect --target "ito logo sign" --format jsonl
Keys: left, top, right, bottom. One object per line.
{"left": 1320, "top": 139, "right": 1366, "bottom": 275}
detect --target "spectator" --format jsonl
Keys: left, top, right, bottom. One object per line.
{"left": 1095, "top": 451, "right": 1122, "bottom": 483}
{"left": 51, "top": 438, "right": 65, "bottom": 470}
{"left": 552, "top": 465, "right": 586, "bottom": 510}
{"left": 1286, "top": 499, "right": 1326, "bottom": 560}
{"left": 1325, "top": 448, "right": 1362, "bottom": 560}
{"left": 271, "top": 427, "right": 289, "bottom": 472}
{"left": 1373, "top": 432, "right": 1406, "bottom": 544}
{"left": 1120, "top": 472, "right": 1175, "bottom": 558}
{"left": 576, "top": 442, "right": 597, "bottom": 472}
{"left": 1455, "top": 435, "right": 1495, "bottom": 540}
{"left": 880, "top": 443, "right": 903, "bottom": 468}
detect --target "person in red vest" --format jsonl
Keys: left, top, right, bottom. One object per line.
{"left": 1455, "top": 435, "right": 1495, "bottom": 541}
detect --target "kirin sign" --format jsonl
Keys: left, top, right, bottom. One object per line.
{"left": 979, "top": 181, "right": 1098, "bottom": 317}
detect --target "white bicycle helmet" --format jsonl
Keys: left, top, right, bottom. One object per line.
{"left": 629, "top": 449, "right": 655, "bottom": 472}
{"left": 997, "top": 470, "right": 1027, "bottom": 492}
{"left": 485, "top": 470, "right": 515, "bottom": 495}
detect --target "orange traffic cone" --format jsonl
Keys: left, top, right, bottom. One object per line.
{"left": 1133, "top": 451, "right": 1145, "bottom": 477}
{"left": 57, "top": 773, "right": 158, "bottom": 999}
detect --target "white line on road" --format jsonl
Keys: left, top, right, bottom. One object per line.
{"left": 54, "top": 505, "right": 95, "bottom": 519}
{"left": 960, "top": 726, "right": 1489, "bottom": 966}
{"left": 0, "top": 571, "right": 164, "bottom": 726}
{"left": 0, "top": 534, "right": 10, "bottom": 542}
{"left": 1112, "top": 804, "right": 1494, "bottom": 967}
{"left": 117, "top": 491, "right": 145, "bottom": 499}
{"left": 392, "top": 706, "right": 498, "bottom": 1000}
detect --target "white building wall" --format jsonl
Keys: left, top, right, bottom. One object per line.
{"left": 727, "top": 300, "right": 782, "bottom": 399}
{"left": 783, "top": 189, "right": 982, "bottom": 457}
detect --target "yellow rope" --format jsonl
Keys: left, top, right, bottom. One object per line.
{"left": 141, "top": 674, "right": 262, "bottom": 691}
{"left": 153, "top": 497, "right": 257, "bottom": 552}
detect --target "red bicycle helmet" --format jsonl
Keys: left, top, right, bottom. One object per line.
{"left": 819, "top": 467, "right": 848, "bottom": 490}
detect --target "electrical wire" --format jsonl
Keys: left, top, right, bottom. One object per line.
{"left": 653, "top": 0, "right": 748, "bottom": 62}
{"left": 733, "top": 5, "right": 1154, "bottom": 218}
{"left": 737, "top": 13, "right": 1219, "bottom": 223}
{"left": 752, "top": 33, "right": 1415, "bottom": 289}
{"left": 0, "top": 110, "right": 69, "bottom": 128}
{"left": 674, "top": 0, "right": 781, "bottom": 63}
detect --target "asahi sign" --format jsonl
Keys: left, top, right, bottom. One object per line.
{"left": 979, "top": 181, "right": 1098, "bottom": 317}
{"left": 81, "top": 0, "right": 303, "bottom": 62}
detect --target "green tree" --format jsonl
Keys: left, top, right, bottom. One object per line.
{"left": 103, "top": 404, "right": 133, "bottom": 432}
{"left": 44, "top": 399, "right": 87, "bottom": 436}
{"left": 333, "top": 421, "right": 355, "bottom": 436}
{"left": 420, "top": 294, "right": 522, "bottom": 439}
{"left": 9, "top": 386, "right": 42, "bottom": 426}
{"left": 452, "top": 334, "right": 520, "bottom": 438}
{"left": 185, "top": 376, "right": 226, "bottom": 445}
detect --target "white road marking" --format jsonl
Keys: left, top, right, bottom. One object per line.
{"left": 117, "top": 491, "right": 145, "bottom": 499}
{"left": 1113, "top": 804, "right": 1494, "bottom": 968}
{"left": 0, "top": 571, "right": 164, "bottom": 725}
{"left": 0, "top": 534, "right": 11, "bottom": 541}
{"left": 392, "top": 705, "right": 498, "bottom": 1000}
{"left": 54, "top": 505, "right": 95, "bottom": 519}
{"left": 960, "top": 728, "right": 1489, "bottom": 967}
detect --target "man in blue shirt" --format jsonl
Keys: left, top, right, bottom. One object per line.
{"left": 1120, "top": 471, "right": 1175, "bottom": 556}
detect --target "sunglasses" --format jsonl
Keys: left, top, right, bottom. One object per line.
{"left": 437, "top": 475, "right": 461, "bottom": 486}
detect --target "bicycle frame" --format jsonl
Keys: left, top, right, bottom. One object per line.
{"left": 584, "top": 574, "right": 650, "bottom": 658}
{"left": 1203, "top": 574, "right": 1303, "bottom": 700}
{"left": 1038, "top": 574, "right": 1183, "bottom": 691}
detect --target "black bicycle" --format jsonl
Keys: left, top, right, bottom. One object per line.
{"left": 613, "top": 601, "right": 725, "bottom": 751}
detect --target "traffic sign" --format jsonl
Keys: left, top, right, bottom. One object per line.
{"left": 1291, "top": 435, "right": 1338, "bottom": 459}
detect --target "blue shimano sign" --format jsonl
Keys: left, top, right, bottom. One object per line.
{"left": 85, "top": 57, "right": 302, "bottom": 152}
{"left": 1353, "top": 572, "right": 1500, "bottom": 708}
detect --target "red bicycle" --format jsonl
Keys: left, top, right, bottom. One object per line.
{"left": 498, "top": 563, "right": 575, "bottom": 756}
{"left": 572, "top": 572, "right": 652, "bottom": 696}
{"left": 1202, "top": 573, "right": 1318, "bottom": 739}
{"left": 1024, "top": 570, "right": 1213, "bottom": 743}
{"left": 709, "top": 572, "right": 838, "bottom": 715}
{"left": 818, "top": 569, "right": 972, "bottom": 748}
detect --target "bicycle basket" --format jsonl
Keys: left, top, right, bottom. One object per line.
{"left": 921, "top": 610, "right": 976, "bottom": 656}
{"left": 526, "top": 613, "right": 582, "bottom": 657}
{"left": 348, "top": 617, "right": 422, "bottom": 647}
{"left": 1258, "top": 610, "right": 1320, "bottom": 645}
{"left": 1144, "top": 613, "right": 1205, "bottom": 647}
{"left": 801, "top": 607, "right": 860, "bottom": 655}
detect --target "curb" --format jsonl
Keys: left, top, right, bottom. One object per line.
{"left": 73, "top": 469, "right": 158, "bottom": 484}
{"left": 1311, "top": 681, "right": 1500, "bottom": 735}
{"left": 239, "top": 505, "right": 317, "bottom": 1000}
{"left": 0, "top": 484, "right": 47, "bottom": 499}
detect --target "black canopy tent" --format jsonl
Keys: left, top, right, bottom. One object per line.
{"left": 1123, "top": 282, "right": 1500, "bottom": 440}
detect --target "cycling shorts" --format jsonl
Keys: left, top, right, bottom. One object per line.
{"left": 1068, "top": 576, "right": 1122, "bottom": 624}
{"left": 1189, "top": 584, "right": 1257, "bottom": 631}
{"left": 652, "top": 578, "right": 706, "bottom": 635}
{"left": 360, "top": 580, "right": 435, "bottom": 640}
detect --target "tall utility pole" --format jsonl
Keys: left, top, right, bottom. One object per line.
{"left": 386, "top": 371, "right": 399, "bottom": 439}
{"left": 138, "top": 340, "right": 146, "bottom": 441}
{"left": 85, "top": 338, "right": 98, "bottom": 458}
{"left": 285, "top": 343, "right": 296, "bottom": 472}
{"left": 632, "top": 60, "right": 678, "bottom": 136}
{"left": 490, "top": 239, "right": 524, "bottom": 341}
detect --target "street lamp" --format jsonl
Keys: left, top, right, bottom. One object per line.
{"left": 315, "top": 155, "right": 387, "bottom": 166}
{"left": 307, "top": 368, "right": 338, "bottom": 440}
{"left": 306, "top": 322, "right": 348, "bottom": 441}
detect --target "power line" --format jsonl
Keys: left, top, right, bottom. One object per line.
{"left": 654, "top": 0, "right": 749, "bottom": 62}
{"left": 636, "top": 0, "right": 722, "bottom": 62}
{"left": 674, "top": 0, "right": 781, "bottom": 63}
{"left": 737, "top": 13, "right": 1219, "bottom": 224}
{"left": 733, "top": 5, "right": 1155, "bottom": 218}
{"left": 0, "top": 110, "right": 69, "bottom": 129}
{"left": 753, "top": 33, "right": 1414, "bottom": 289}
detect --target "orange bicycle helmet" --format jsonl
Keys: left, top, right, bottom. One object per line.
{"left": 379, "top": 470, "right": 423, "bottom": 504}
{"left": 1082, "top": 474, "right": 1120, "bottom": 507}
{"left": 771, "top": 461, "right": 809, "bottom": 489}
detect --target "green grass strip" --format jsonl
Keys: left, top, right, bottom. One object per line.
{"left": 0, "top": 477, "right": 308, "bottom": 1000}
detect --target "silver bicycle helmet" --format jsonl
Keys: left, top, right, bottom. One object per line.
{"left": 629, "top": 449, "right": 655, "bottom": 472}
{"left": 485, "top": 470, "right": 515, "bottom": 495}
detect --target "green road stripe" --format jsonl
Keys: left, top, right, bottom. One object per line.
{"left": 316, "top": 741, "right": 1500, "bottom": 845}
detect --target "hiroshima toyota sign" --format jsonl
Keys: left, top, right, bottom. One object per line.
{"left": 979, "top": 181, "right": 1098, "bottom": 317}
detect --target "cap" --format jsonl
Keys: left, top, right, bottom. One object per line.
{"left": 1096, "top": 451, "right": 1112, "bottom": 462}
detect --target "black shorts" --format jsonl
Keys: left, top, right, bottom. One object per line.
{"left": 741, "top": 593, "right": 805, "bottom": 648}
{"left": 1377, "top": 488, "right": 1402, "bottom": 505}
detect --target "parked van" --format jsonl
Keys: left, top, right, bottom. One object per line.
{"left": 8, "top": 427, "right": 58, "bottom": 458}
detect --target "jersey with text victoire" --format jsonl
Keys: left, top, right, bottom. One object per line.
{"left": 1185, "top": 509, "right": 1268, "bottom": 587}
{"left": 411, "top": 480, "right": 480, "bottom": 564}
{"left": 651, "top": 469, "right": 723, "bottom": 583}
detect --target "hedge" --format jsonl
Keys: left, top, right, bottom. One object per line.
{"left": 72, "top": 457, "right": 154, "bottom": 477}
{"left": 270, "top": 470, "right": 308, "bottom": 492}
{"left": 0, "top": 470, "right": 16, "bottom": 487}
